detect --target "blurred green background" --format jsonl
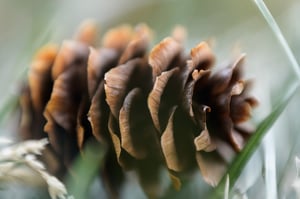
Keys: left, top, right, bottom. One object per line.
{"left": 1, "top": 0, "right": 300, "bottom": 198}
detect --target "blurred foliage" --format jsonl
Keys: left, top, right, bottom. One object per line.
{"left": 66, "top": 141, "right": 106, "bottom": 199}
{"left": 1, "top": 0, "right": 300, "bottom": 198}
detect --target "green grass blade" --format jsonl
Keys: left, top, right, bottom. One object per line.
{"left": 66, "top": 141, "right": 106, "bottom": 199}
{"left": 209, "top": 81, "right": 299, "bottom": 199}
{"left": 254, "top": 0, "right": 300, "bottom": 79}
{"left": 209, "top": 0, "right": 300, "bottom": 197}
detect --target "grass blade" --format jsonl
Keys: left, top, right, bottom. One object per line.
{"left": 66, "top": 141, "right": 106, "bottom": 199}
{"left": 254, "top": 0, "right": 300, "bottom": 79}
{"left": 210, "top": 0, "right": 300, "bottom": 197}
{"left": 209, "top": 81, "right": 299, "bottom": 199}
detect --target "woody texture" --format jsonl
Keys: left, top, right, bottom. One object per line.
{"left": 19, "top": 21, "right": 258, "bottom": 198}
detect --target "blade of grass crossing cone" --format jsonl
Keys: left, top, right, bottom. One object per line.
{"left": 66, "top": 141, "right": 106, "bottom": 199}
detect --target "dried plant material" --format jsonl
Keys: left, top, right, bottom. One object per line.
{"left": 182, "top": 69, "right": 210, "bottom": 119}
{"left": 87, "top": 47, "right": 119, "bottom": 97}
{"left": 19, "top": 21, "right": 258, "bottom": 197}
{"left": 118, "top": 33, "right": 149, "bottom": 65}
{"left": 196, "top": 152, "right": 227, "bottom": 187}
{"left": 119, "top": 88, "right": 147, "bottom": 159}
{"left": 169, "top": 172, "right": 182, "bottom": 191}
{"left": 0, "top": 139, "right": 73, "bottom": 199}
{"left": 102, "top": 24, "right": 133, "bottom": 51}
{"left": 149, "top": 37, "right": 182, "bottom": 77}
{"left": 88, "top": 81, "right": 110, "bottom": 143}
{"left": 118, "top": 24, "right": 152, "bottom": 65}
{"left": 42, "top": 172, "right": 74, "bottom": 199}
{"left": 187, "top": 42, "right": 215, "bottom": 71}
{"left": 45, "top": 67, "right": 85, "bottom": 133}
{"left": 209, "top": 66, "right": 236, "bottom": 96}
{"left": 161, "top": 106, "right": 197, "bottom": 173}
{"left": 108, "top": 113, "right": 132, "bottom": 170}
{"left": 231, "top": 81, "right": 244, "bottom": 96}
{"left": 0, "top": 137, "right": 12, "bottom": 145}
{"left": 229, "top": 130, "right": 245, "bottom": 151}
{"left": 194, "top": 128, "right": 215, "bottom": 152}
{"left": 51, "top": 41, "right": 89, "bottom": 80}
{"left": 161, "top": 107, "right": 181, "bottom": 171}
{"left": 104, "top": 59, "right": 141, "bottom": 119}
{"left": 133, "top": 23, "right": 153, "bottom": 41}
{"left": 105, "top": 58, "right": 152, "bottom": 118}
{"left": 74, "top": 19, "right": 98, "bottom": 46}
{"left": 29, "top": 44, "right": 57, "bottom": 111}
{"left": 148, "top": 68, "right": 179, "bottom": 132}
{"left": 44, "top": 41, "right": 89, "bottom": 166}
{"left": 171, "top": 25, "right": 187, "bottom": 44}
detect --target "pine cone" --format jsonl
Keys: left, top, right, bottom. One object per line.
{"left": 19, "top": 21, "right": 258, "bottom": 198}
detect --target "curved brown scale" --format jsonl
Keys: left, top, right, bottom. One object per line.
{"left": 206, "top": 102, "right": 234, "bottom": 144}
{"left": 237, "top": 80, "right": 259, "bottom": 107}
{"left": 182, "top": 69, "right": 210, "bottom": 119}
{"left": 161, "top": 106, "right": 196, "bottom": 172}
{"left": 19, "top": 86, "right": 36, "bottom": 140}
{"left": 119, "top": 88, "right": 147, "bottom": 159}
{"left": 228, "top": 129, "right": 246, "bottom": 151}
{"left": 74, "top": 19, "right": 99, "bottom": 46}
{"left": 29, "top": 44, "right": 58, "bottom": 112}
{"left": 245, "top": 96, "right": 259, "bottom": 108}
{"left": 107, "top": 114, "right": 122, "bottom": 166}
{"left": 104, "top": 58, "right": 151, "bottom": 119}
{"left": 51, "top": 40, "right": 89, "bottom": 80}
{"left": 44, "top": 72, "right": 76, "bottom": 133}
{"left": 87, "top": 47, "right": 119, "bottom": 98}
{"left": 229, "top": 53, "right": 246, "bottom": 86}
{"left": 230, "top": 80, "right": 244, "bottom": 96}
{"left": 171, "top": 25, "right": 187, "bottom": 44}
{"left": 192, "top": 104, "right": 211, "bottom": 131}
{"left": 76, "top": 94, "right": 91, "bottom": 150}
{"left": 119, "top": 33, "right": 149, "bottom": 64}
{"left": 230, "top": 81, "right": 258, "bottom": 124}
{"left": 108, "top": 113, "right": 133, "bottom": 170}
{"left": 194, "top": 128, "right": 216, "bottom": 152}
{"left": 102, "top": 24, "right": 133, "bottom": 52}
{"left": 44, "top": 110, "right": 78, "bottom": 168}
{"left": 148, "top": 37, "right": 182, "bottom": 77}
{"left": 195, "top": 151, "right": 227, "bottom": 187}
{"left": 44, "top": 46, "right": 89, "bottom": 160}
{"left": 147, "top": 68, "right": 180, "bottom": 132}
{"left": 161, "top": 106, "right": 182, "bottom": 172}
{"left": 206, "top": 70, "right": 252, "bottom": 150}
{"left": 133, "top": 23, "right": 153, "bottom": 41}
{"left": 88, "top": 80, "right": 111, "bottom": 143}
{"left": 119, "top": 86, "right": 159, "bottom": 159}
{"left": 104, "top": 62, "right": 136, "bottom": 119}
{"left": 187, "top": 42, "right": 215, "bottom": 72}
{"left": 230, "top": 96, "right": 253, "bottom": 124}
{"left": 209, "top": 66, "right": 235, "bottom": 96}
